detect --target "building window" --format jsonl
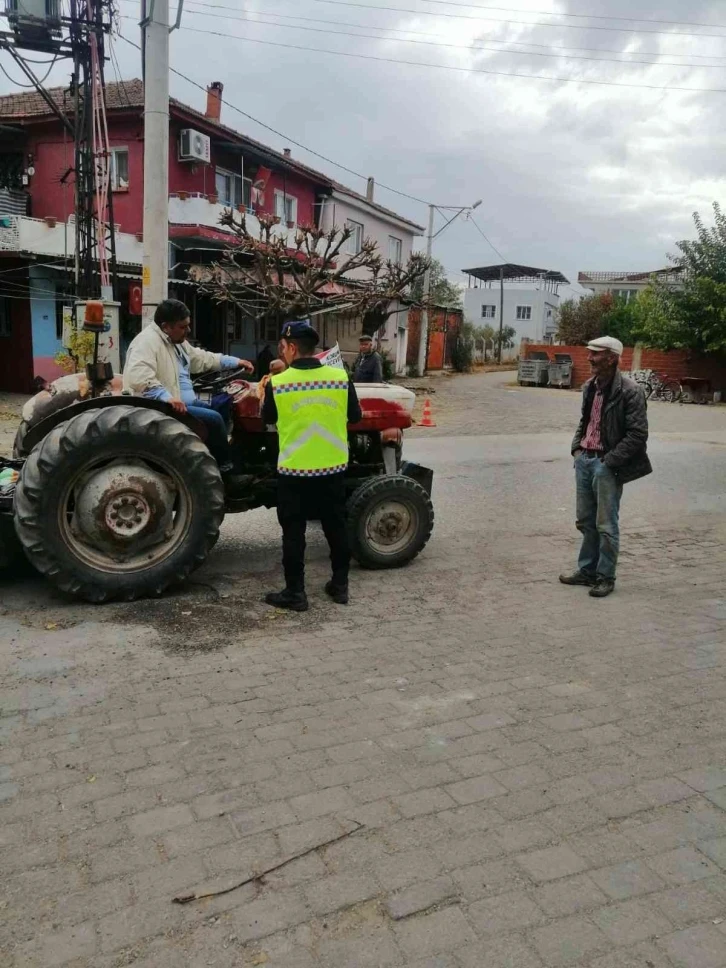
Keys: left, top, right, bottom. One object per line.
{"left": 215, "top": 168, "right": 252, "bottom": 211}
{"left": 388, "top": 235, "right": 402, "bottom": 264}
{"left": 613, "top": 289, "right": 638, "bottom": 303}
{"left": 516, "top": 305, "right": 532, "bottom": 320}
{"left": 274, "top": 190, "right": 298, "bottom": 226}
{"left": 345, "top": 219, "right": 364, "bottom": 255}
{"left": 0, "top": 296, "right": 10, "bottom": 338}
{"left": 481, "top": 305, "right": 496, "bottom": 319}
{"left": 109, "top": 147, "right": 129, "bottom": 191}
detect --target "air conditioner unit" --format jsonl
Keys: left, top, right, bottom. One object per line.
{"left": 179, "top": 129, "right": 211, "bottom": 164}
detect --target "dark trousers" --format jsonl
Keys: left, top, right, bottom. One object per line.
{"left": 186, "top": 401, "right": 233, "bottom": 470}
{"left": 276, "top": 474, "right": 350, "bottom": 592}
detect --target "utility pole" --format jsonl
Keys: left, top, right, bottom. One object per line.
{"left": 141, "top": 0, "right": 170, "bottom": 327}
{"left": 497, "top": 265, "right": 505, "bottom": 364}
{"left": 417, "top": 204, "right": 435, "bottom": 378}
{"left": 416, "top": 199, "right": 481, "bottom": 376}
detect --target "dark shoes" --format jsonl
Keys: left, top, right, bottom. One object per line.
{"left": 559, "top": 571, "right": 616, "bottom": 597}
{"left": 559, "top": 570, "right": 597, "bottom": 587}
{"left": 264, "top": 589, "right": 309, "bottom": 612}
{"left": 325, "top": 580, "right": 349, "bottom": 605}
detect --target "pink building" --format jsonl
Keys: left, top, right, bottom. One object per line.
{"left": 0, "top": 80, "right": 333, "bottom": 391}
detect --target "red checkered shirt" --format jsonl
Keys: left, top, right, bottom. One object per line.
{"left": 581, "top": 386, "right": 605, "bottom": 450}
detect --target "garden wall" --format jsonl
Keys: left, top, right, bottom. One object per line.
{"left": 522, "top": 344, "right": 726, "bottom": 391}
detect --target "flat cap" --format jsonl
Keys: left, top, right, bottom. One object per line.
{"left": 587, "top": 335, "right": 623, "bottom": 356}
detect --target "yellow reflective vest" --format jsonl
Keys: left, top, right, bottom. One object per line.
{"left": 271, "top": 364, "right": 351, "bottom": 476}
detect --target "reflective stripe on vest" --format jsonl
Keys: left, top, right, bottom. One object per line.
{"left": 272, "top": 364, "right": 350, "bottom": 476}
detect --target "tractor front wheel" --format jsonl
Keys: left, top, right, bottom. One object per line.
{"left": 347, "top": 474, "right": 434, "bottom": 569}
{"left": 14, "top": 406, "right": 225, "bottom": 603}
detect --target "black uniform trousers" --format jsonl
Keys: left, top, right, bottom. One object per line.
{"left": 276, "top": 473, "right": 350, "bottom": 593}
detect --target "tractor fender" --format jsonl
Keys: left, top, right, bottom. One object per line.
{"left": 16, "top": 395, "right": 202, "bottom": 457}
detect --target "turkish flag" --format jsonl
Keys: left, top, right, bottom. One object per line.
{"left": 128, "top": 283, "right": 143, "bottom": 316}
{"left": 251, "top": 166, "right": 272, "bottom": 209}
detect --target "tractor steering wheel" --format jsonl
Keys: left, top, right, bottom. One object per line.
{"left": 192, "top": 366, "right": 253, "bottom": 395}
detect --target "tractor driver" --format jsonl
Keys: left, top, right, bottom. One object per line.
{"left": 123, "top": 299, "right": 254, "bottom": 487}
{"left": 261, "top": 320, "right": 362, "bottom": 612}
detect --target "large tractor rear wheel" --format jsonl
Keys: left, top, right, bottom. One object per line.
{"left": 14, "top": 406, "right": 225, "bottom": 603}
{"left": 347, "top": 474, "right": 434, "bottom": 569}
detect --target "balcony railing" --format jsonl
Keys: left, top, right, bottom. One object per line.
{"left": 169, "top": 193, "right": 295, "bottom": 243}
{"left": 0, "top": 215, "right": 143, "bottom": 266}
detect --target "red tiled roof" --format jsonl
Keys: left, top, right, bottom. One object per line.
{"left": 0, "top": 79, "right": 422, "bottom": 231}
{"left": 0, "top": 78, "right": 144, "bottom": 117}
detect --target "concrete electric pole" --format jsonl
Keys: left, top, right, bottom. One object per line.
{"left": 141, "top": 0, "right": 170, "bottom": 327}
{"left": 417, "top": 199, "right": 482, "bottom": 376}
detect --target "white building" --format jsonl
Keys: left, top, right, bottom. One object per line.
{"left": 462, "top": 264, "right": 569, "bottom": 355}
{"left": 578, "top": 268, "right": 684, "bottom": 301}
{"left": 320, "top": 179, "right": 424, "bottom": 374}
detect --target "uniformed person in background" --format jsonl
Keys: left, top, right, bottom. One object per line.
{"left": 262, "top": 321, "right": 362, "bottom": 612}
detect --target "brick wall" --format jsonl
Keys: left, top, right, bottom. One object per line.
{"left": 523, "top": 344, "right": 726, "bottom": 391}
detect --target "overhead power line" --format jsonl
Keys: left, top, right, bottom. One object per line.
{"left": 163, "top": 9, "right": 726, "bottom": 70}
{"left": 469, "top": 215, "right": 507, "bottom": 263}
{"left": 121, "top": 24, "right": 726, "bottom": 94}
{"left": 115, "top": 33, "right": 431, "bottom": 206}
{"left": 170, "top": 2, "right": 726, "bottom": 62}
{"left": 174, "top": 0, "right": 726, "bottom": 41}
{"left": 343, "top": 0, "right": 726, "bottom": 31}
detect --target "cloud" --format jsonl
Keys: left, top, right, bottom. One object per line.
{"left": 2, "top": 0, "right": 726, "bottom": 289}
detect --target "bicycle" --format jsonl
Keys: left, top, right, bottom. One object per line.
{"left": 646, "top": 371, "right": 682, "bottom": 403}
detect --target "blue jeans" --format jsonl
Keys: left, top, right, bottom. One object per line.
{"left": 186, "top": 401, "right": 233, "bottom": 471}
{"left": 575, "top": 453, "right": 623, "bottom": 580}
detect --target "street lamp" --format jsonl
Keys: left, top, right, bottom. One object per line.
{"left": 417, "top": 199, "right": 482, "bottom": 377}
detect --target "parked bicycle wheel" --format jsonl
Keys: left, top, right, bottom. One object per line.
{"left": 662, "top": 382, "right": 682, "bottom": 403}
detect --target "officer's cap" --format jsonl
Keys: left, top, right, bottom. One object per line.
{"left": 281, "top": 320, "right": 319, "bottom": 344}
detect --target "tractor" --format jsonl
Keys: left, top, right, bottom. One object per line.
{"left": 0, "top": 366, "right": 434, "bottom": 602}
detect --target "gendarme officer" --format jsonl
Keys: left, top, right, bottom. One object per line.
{"left": 262, "top": 321, "right": 362, "bottom": 612}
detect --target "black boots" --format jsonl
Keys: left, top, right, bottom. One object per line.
{"left": 264, "top": 589, "right": 309, "bottom": 612}
{"left": 325, "top": 580, "right": 349, "bottom": 605}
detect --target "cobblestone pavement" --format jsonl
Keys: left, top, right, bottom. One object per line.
{"left": 1, "top": 372, "right": 726, "bottom": 967}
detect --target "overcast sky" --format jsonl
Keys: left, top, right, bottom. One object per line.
{"left": 3, "top": 0, "right": 726, "bottom": 295}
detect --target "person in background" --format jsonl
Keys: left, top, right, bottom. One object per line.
{"left": 353, "top": 334, "right": 383, "bottom": 383}
{"left": 560, "top": 336, "right": 651, "bottom": 599}
{"left": 256, "top": 343, "right": 274, "bottom": 381}
{"left": 262, "top": 320, "right": 362, "bottom": 612}
{"left": 123, "top": 299, "right": 254, "bottom": 487}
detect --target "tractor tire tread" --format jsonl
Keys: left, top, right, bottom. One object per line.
{"left": 347, "top": 473, "right": 434, "bottom": 570}
{"left": 14, "top": 406, "right": 225, "bottom": 603}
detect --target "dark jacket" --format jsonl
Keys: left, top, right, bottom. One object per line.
{"left": 572, "top": 370, "right": 652, "bottom": 484}
{"left": 261, "top": 358, "right": 362, "bottom": 425}
{"left": 353, "top": 351, "right": 383, "bottom": 383}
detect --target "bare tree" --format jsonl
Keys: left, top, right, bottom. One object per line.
{"left": 197, "top": 210, "right": 429, "bottom": 338}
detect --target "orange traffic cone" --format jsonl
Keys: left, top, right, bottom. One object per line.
{"left": 419, "top": 398, "right": 436, "bottom": 427}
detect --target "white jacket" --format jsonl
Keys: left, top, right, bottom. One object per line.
{"left": 123, "top": 323, "right": 226, "bottom": 399}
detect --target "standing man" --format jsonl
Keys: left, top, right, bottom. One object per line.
{"left": 560, "top": 336, "right": 651, "bottom": 598}
{"left": 123, "top": 299, "right": 253, "bottom": 485}
{"left": 262, "top": 321, "right": 362, "bottom": 612}
{"left": 353, "top": 334, "right": 384, "bottom": 383}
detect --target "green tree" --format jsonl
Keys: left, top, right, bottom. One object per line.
{"left": 494, "top": 325, "right": 517, "bottom": 352}
{"left": 635, "top": 203, "right": 726, "bottom": 352}
{"left": 556, "top": 292, "right": 614, "bottom": 344}
{"left": 600, "top": 297, "right": 639, "bottom": 345}
{"left": 480, "top": 323, "right": 496, "bottom": 360}
{"left": 410, "top": 257, "right": 463, "bottom": 309}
